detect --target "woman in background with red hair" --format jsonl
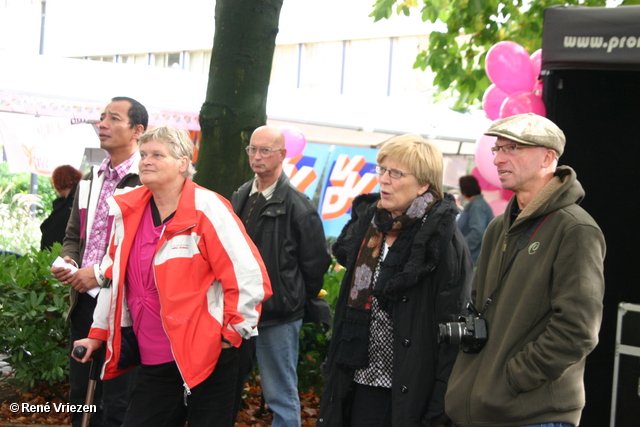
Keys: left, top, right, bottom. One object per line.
{"left": 40, "top": 164, "right": 83, "bottom": 250}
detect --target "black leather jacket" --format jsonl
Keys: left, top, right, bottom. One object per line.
{"left": 231, "top": 173, "right": 331, "bottom": 327}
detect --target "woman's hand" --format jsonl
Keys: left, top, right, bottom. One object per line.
{"left": 71, "top": 338, "right": 103, "bottom": 363}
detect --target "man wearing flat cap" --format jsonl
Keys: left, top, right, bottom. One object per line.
{"left": 445, "top": 113, "right": 605, "bottom": 427}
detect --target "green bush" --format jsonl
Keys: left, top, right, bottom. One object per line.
{"left": 0, "top": 162, "right": 56, "bottom": 211}
{"left": 0, "top": 186, "right": 45, "bottom": 255}
{"left": 319, "top": 258, "right": 345, "bottom": 328}
{"left": 0, "top": 244, "right": 70, "bottom": 393}
{"left": 297, "top": 258, "right": 345, "bottom": 394}
{"left": 0, "top": 162, "right": 60, "bottom": 254}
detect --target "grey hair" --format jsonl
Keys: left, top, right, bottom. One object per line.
{"left": 138, "top": 126, "right": 196, "bottom": 179}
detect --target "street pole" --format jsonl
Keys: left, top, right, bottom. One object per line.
{"left": 30, "top": 0, "right": 47, "bottom": 206}
{"left": 39, "top": 0, "right": 47, "bottom": 55}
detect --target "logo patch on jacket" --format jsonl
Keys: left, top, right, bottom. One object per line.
{"left": 155, "top": 234, "right": 201, "bottom": 264}
{"left": 528, "top": 242, "right": 540, "bottom": 255}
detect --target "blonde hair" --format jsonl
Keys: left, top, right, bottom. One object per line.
{"left": 377, "top": 134, "right": 444, "bottom": 198}
{"left": 138, "top": 126, "right": 196, "bottom": 179}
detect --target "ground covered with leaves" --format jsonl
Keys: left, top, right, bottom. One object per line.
{"left": 0, "top": 374, "right": 320, "bottom": 426}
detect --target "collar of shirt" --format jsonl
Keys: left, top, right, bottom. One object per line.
{"left": 98, "top": 151, "right": 139, "bottom": 182}
{"left": 249, "top": 178, "right": 278, "bottom": 200}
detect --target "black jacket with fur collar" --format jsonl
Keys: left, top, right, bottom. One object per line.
{"left": 318, "top": 193, "right": 473, "bottom": 427}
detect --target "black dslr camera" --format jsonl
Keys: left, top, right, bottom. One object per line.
{"left": 437, "top": 302, "right": 488, "bottom": 354}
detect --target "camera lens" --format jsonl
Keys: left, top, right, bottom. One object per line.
{"left": 438, "top": 322, "right": 463, "bottom": 345}
{"left": 448, "top": 322, "right": 463, "bottom": 345}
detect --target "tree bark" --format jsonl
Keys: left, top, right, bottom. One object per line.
{"left": 195, "top": 0, "right": 284, "bottom": 198}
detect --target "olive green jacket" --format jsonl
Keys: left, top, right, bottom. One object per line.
{"left": 445, "top": 166, "right": 606, "bottom": 427}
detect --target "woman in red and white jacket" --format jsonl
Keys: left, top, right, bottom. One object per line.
{"left": 73, "top": 126, "right": 272, "bottom": 427}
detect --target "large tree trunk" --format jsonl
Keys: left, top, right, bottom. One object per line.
{"left": 195, "top": 0, "right": 284, "bottom": 198}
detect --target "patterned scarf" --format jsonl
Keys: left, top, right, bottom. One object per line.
{"left": 348, "top": 190, "right": 439, "bottom": 309}
{"left": 336, "top": 190, "right": 439, "bottom": 369}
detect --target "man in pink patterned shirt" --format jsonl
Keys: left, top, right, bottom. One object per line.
{"left": 52, "top": 96, "right": 147, "bottom": 427}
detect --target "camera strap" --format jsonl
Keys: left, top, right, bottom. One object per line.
{"left": 481, "top": 211, "right": 555, "bottom": 315}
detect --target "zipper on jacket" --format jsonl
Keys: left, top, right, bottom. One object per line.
{"left": 183, "top": 383, "right": 191, "bottom": 406}
{"left": 166, "top": 224, "right": 197, "bottom": 239}
{"left": 156, "top": 223, "right": 196, "bottom": 401}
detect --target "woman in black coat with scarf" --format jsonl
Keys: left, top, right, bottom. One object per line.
{"left": 318, "top": 134, "right": 473, "bottom": 427}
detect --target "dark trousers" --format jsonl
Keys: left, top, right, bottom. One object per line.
{"left": 231, "top": 337, "right": 257, "bottom": 426}
{"left": 123, "top": 347, "right": 239, "bottom": 427}
{"left": 349, "top": 383, "right": 393, "bottom": 427}
{"left": 69, "top": 293, "right": 136, "bottom": 427}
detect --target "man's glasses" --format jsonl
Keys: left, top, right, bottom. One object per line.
{"left": 490, "top": 143, "right": 541, "bottom": 156}
{"left": 375, "top": 165, "right": 414, "bottom": 179}
{"left": 245, "top": 146, "right": 284, "bottom": 157}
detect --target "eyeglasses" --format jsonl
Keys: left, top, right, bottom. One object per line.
{"left": 245, "top": 146, "right": 284, "bottom": 157}
{"left": 490, "top": 143, "right": 541, "bottom": 156}
{"left": 375, "top": 165, "right": 414, "bottom": 179}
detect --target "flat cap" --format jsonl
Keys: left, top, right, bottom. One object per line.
{"left": 485, "top": 113, "right": 566, "bottom": 156}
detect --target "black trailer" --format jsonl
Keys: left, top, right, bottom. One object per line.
{"left": 542, "top": 6, "right": 640, "bottom": 427}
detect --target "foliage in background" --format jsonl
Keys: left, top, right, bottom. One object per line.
{"left": 318, "top": 258, "right": 345, "bottom": 326}
{"left": 0, "top": 163, "right": 59, "bottom": 254}
{"left": 370, "top": 0, "right": 611, "bottom": 111}
{"left": 0, "top": 245, "right": 69, "bottom": 395}
{"left": 297, "top": 323, "right": 329, "bottom": 393}
{"left": 0, "top": 186, "right": 44, "bottom": 255}
{"left": 296, "top": 258, "right": 345, "bottom": 394}
{"left": 0, "top": 162, "right": 56, "bottom": 210}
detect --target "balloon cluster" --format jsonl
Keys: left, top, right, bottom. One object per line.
{"left": 470, "top": 41, "right": 542, "bottom": 215}
{"left": 482, "top": 42, "right": 544, "bottom": 120}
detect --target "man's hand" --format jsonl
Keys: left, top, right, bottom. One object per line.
{"left": 68, "top": 267, "right": 99, "bottom": 293}
{"left": 51, "top": 256, "right": 77, "bottom": 283}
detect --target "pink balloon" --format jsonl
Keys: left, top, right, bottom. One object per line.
{"left": 485, "top": 41, "right": 535, "bottom": 95}
{"left": 489, "top": 198, "right": 510, "bottom": 217}
{"left": 499, "top": 91, "right": 546, "bottom": 118}
{"left": 471, "top": 167, "right": 500, "bottom": 191}
{"left": 500, "top": 188, "right": 514, "bottom": 201}
{"left": 280, "top": 125, "right": 307, "bottom": 158}
{"left": 482, "top": 84, "right": 509, "bottom": 121}
{"left": 530, "top": 49, "right": 542, "bottom": 78}
{"left": 474, "top": 134, "right": 501, "bottom": 189}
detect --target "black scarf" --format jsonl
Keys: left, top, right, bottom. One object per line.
{"left": 336, "top": 190, "right": 439, "bottom": 369}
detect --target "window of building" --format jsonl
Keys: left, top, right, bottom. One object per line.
{"left": 342, "top": 38, "right": 391, "bottom": 97}
{"left": 167, "top": 52, "right": 181, "bottom": 68}
{"left": 120, "top": 54, "right": 149, "bottom": 65}
{"left": 389, "top": 36, "right": 436, "bottom": 96}
{"left": 270, "top": 44, "right": 300, "bottom": 89}
{"left": 186, "top": 50, "right": 211, "bottom": 74}
{"left": 298, "top": 41, "right": 343, "bottom": 93}
{"left": 153, "top": 52, "right": 183, "bottom": 69}
{"left": 85, "top": 56, "right": 115, "bottom": 63}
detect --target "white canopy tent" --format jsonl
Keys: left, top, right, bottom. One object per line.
{"left": 0, "top": 51, "right": 490, "bottom": 177}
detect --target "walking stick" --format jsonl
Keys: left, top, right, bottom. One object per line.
{"left": 72, "top": 345, "right": 105, "bottom": 427}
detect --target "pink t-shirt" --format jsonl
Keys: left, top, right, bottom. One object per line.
{"left": 125, "top": 202, "right": 174, "bottom": 365}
